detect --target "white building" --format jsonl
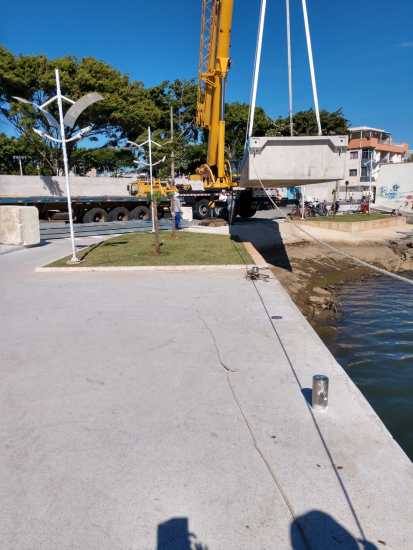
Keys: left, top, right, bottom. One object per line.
{"left": 343, "top": 127, "right": 408, "bottom": 200}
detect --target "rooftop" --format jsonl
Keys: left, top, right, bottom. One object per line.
{"left": 349, "top": 126, "right": 389, "bottom": 135}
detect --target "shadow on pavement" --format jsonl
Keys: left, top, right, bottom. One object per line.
{"left": 291, "top": 510, "right": 379, "bottom": 549}
{"left": 230, "top": 217, "right": 292, "bottom": 271}
{"left": 157, "top": 517, "right": 208, "bottom": 550}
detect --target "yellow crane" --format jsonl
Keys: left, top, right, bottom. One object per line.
{"left": 195, "top": 0, "right": 234, "bottom": 189}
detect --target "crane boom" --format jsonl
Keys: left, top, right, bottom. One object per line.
{"left": 196, "top": 0, "right": 234, "bottom": 187}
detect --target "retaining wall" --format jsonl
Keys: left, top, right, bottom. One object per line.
{"left": 300, "top": 216, "right": 407, "bottom": 233}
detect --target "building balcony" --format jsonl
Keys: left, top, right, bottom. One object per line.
{"left": 348, "top": 137, "right": 408, "bottom": 155}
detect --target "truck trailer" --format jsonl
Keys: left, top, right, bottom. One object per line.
{"left": 0, "top": 175, "right": 274, "bottom": 223}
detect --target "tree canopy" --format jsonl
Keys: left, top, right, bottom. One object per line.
{"left": 0, "top": 46, "right": 349, "bottom": 176}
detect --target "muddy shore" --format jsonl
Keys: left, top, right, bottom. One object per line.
{"left": 270, "top": 236, "right": 413, "bottom": 337}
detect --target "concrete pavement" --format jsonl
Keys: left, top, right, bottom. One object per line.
{"left": 1, "top": 238, "right": 412, "bottom": 549}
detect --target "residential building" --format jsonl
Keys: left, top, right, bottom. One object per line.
{"left": 344, "top": 127, "right": 408, "bottom": 199}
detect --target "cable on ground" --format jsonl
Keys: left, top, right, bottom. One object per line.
{"left": 245, "top": 153, "right": 375, "bottom": 543}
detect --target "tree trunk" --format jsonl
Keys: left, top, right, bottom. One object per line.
{"left": 152, "top": 197, "right": 161, "bottom": 255}
{"left": 170, "top": 196, "right": 177, "bottom": 239}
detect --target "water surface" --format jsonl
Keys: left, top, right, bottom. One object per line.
{"left": 321, "top": 274, "right": 413, "bottom": 461}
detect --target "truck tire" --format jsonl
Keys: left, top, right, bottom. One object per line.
{"left": 82, "top": 208, "right": 108, "bottom": 223}
{"left": 193, "top": 199, "right": 209, "bottom": 220}
{"left": 130, "top": 205, "right": 151, "bottom": 220}
{"left": 108, "top": 206, "right": 129, "bottom": 222}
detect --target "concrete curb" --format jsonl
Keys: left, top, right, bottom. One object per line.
{"left": 243, "top": 241, "right": 268, "bottom": 267}
{"left": 35, "top": 240, "right": 267, "bottom": 273}
{"left": 35, "top": 264, "right": 253, "bottom": 273}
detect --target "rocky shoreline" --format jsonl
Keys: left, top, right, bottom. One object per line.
{"left": 271, "top": 236, "right": 413, "bottom": 337}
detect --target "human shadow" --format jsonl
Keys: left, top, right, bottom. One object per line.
{"left": 230, "top": 216, "right": 292, "bottom": 271}
{"left": 291, "top": 510, "right": 379, "bottom": 549}
{"left": 157, "top": 517, "right": 208, "bottom": 550}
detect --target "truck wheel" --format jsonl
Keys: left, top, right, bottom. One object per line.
{"left": 82, "top": 208, "right": 108, "bottom": 223}
{"left": 130, "top": 205, "right": 151, "bottom": 220}
{"left": 194, "top": 199, "right": 209, "bottom": 220}
{"left": 108, "top": 207, "right": 129, "bottom": 222}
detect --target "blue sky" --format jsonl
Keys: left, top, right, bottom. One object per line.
{"left": 1, "top": 0, "right": 412, "bottom": 145}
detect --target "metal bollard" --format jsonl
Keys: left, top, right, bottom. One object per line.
{"left": 312, "top": 375, "right": 329, "bottom": 411}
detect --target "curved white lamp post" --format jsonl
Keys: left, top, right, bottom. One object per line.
{"left": 14, "top": 69, "right": 103, "bottom": 263}
{"left": 127, "top": 127, "right": 166, "bottom": 233}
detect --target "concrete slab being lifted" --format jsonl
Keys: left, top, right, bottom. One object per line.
{"left": 240, "top": 135, "right": 348, "bottom": 188}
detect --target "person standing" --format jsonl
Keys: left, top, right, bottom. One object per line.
{"left": 172, "top": 192, "right": 182, "bottom": 229}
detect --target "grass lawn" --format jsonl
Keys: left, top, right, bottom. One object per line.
{"left": 48, "top": 231, "right": 253, "bottom": 267}
{"left": 305, "top": 213, "right": 389, "bottom": 223}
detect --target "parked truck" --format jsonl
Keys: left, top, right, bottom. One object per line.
{"left": 0, "top": 174, "right": 274, "bottom": 223}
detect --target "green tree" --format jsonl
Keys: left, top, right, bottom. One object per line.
{"left": 224, "top": 102, "right": 272, "bottom": 161}
{"left": 268, "top": 108, "right": 348, "bottom": 137}
{"left": 0, "top": 47, "right": 162, "bottom": 173}
{"left": 0, "top": 132, "right": 52, "bottom": 174}
{"left": 70, "top": 147, "right": 135, "bottom": 176}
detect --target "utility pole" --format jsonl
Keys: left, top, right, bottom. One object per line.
{"left": 170, "top": 105, "right": 175, "bottom": 182}
{"left": 170, "top": 105, "right": 177, "bottom": 237}
{"left": 13, "top": 155, "right": 24, "bottom": 176}
{"left": 369, "top": 149, "right": 374, "bottom": 209}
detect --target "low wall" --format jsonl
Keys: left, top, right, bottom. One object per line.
{"left": 300, "top": 216, "right": 407, "bottom": 233}
{"left": 0, "top": 175, "right": 132, "bottom": 198}
{"left": 0, "top": 206, "right": 40, "bottom": 245}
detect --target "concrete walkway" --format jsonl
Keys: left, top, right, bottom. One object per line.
{"left": 1, "top": 238, "right": 412, "bottom": 549}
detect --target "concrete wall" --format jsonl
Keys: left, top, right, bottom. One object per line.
{"left": 375, "top": 163, "right": 413, "bottom": 208}
{"left": 0, "top": 175, "right": 132, "bottom": 198}
{"left": 300, "top": 181, "right": 337, "bottom": 202}
{"left": 0, "top": 206, "right": 40, "bottom": 245}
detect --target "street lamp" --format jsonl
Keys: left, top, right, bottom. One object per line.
{"left": 127, "top": 127, "right": 166, "bottom": 233}
{"left": 14, "top": 69, "right": 103, "bottom": 263}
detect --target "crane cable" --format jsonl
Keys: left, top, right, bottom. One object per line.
{"left": 245, "top": 0, "right": 267, "bottom": 148}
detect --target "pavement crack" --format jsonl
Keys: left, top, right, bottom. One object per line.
{"left": 197, "top": 313, "right": 237, "bottom": 373}
{"left": 197, "top": 311, "right": 311, "bottom": 548}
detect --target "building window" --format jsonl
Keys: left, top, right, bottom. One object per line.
{"left": 361, "top": 167, "right": 369, "bottom": 178}
{"left": 362, "top": 149, "right": 370, "bottom": 159}
{"left": 349, "top": 169, "right": 358, "bottom": 177}
{"left": 350, "top": 151, "right": 358, "bottom": 160}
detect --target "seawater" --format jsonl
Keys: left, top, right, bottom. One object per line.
{"left": 321, "top": 273, "right": 413, "bottom": 461}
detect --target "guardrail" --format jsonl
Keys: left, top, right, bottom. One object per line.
{"left": 40, "top": 219, "right": 191, "bottom": 240}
